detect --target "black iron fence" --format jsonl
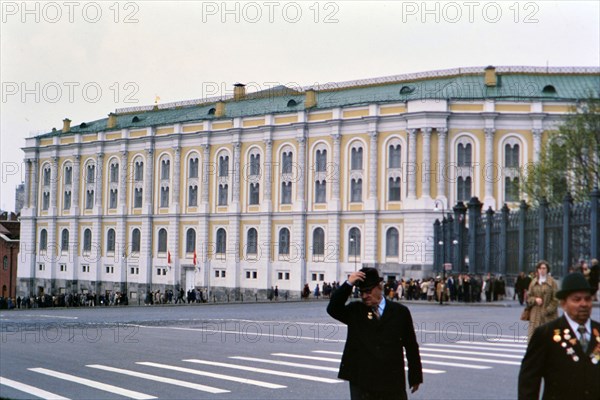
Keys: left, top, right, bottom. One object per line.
{"left": 433, "top": 189, "right": 600, "bottom": 279}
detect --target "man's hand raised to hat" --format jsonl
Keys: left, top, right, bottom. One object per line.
{"left": 348, "top": 270, "right": 366, "bottom": 286}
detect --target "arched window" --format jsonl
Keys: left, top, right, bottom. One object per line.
{"left": 351, "top": 147, "right": 363, "bottom": 170}
{"left": 3, "top": 256, "right": 8, "bottom": 270}
{"left": 61, "top": 229, "right": 69, "bottom": 251}
{"left": 110, "top": 162, "right": 119, "bottom": 183}
{"left": 189, "top": 157, "right": 199, "bottom": 178}
{"left": 134, "top": 160, "right": 144, "bottom": 181}
{"left": 279, "top": 228, "right": 290, "bottom": 255}
{"left": 250, "top": 154, "right": 261, "bottom": 176}
{"left": 83, "top": 229, "right": 92, "bottom": 252}
{"left": 186, "top": 229, "right": 196, "bottom": 254}
{"left": 219, "top": 155, "right": 229, "bottom": 177}
{"left": 457, "top": 143, "right": 472, "bottom": 167}
{"left": 161, "top": 159, "right": 170, "bottom": 180}
{"left": 348, "top": 228, "right": 361, "bottom": 257}
{"left": 505, "top": 143, "right": 520, "bottom": 169}
{"left": 313, "top": 228, "right": 325, "bottom": 256}
{"left": 216, "top": 228, "right": 227, "bottom": 254}
{"left": 131, "top": 229, "right": 141, "bottom": 253}
{"left": 40, "top": 229, "right": 48, "bottom": 251}
{"left": 107, "top": 229, "right": 116, "bottom": 253}
{"left": 86, "top": 164, "right": 95, "bottom": 184}
{"left": 247, "top": 228, "right": 258, "bottom": 255}
{"left": 282, "top": 152, "right": 293, "bottom": 174}
{"left": 389, "top": 144, "right": 401, "bottom": 168}
{"left": 158, "top": 228, "right": 168, "bottom": 253}
{"left": 64, "top": 165, "right": 72, "bottom": 185}
{"left": 316, "top": 149, "right": 327, "bottom": 172}
{"left": 386, "top": 228, "right": 399, "bottom": 257}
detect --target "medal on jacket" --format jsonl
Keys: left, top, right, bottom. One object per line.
{"left": 553, "top": 329, "right": 561, "bottom": 343}
{"left": 367, "top": 312, "right": 373, "bottom": 320}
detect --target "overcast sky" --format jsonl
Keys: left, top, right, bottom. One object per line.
{"left": 1, "top": 0, "right": 599, "bottom": 212}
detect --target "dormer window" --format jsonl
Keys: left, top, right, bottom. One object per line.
{"left": 287, "top": 99, "right": 298, "bottom": 107}
{"left": 79, "top": 122, "right": 87, "bottom": 128}
{"left": 400, "top": 86, "right": 415, "bottom": 95}
{"left": 542, "top": 85, "right": 557, "bottom": 95}
{"left": 208, "top": 108, "right": 216, "bottom": 115}
{"left": 132, "top": 116, "right": 140, "bottom": 123}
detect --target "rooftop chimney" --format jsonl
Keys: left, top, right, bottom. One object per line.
{"left": 484, "top": 66, "right": 497, "bottom": 87}
{"left": 107, "top": 113, "right": 117, "bottom": 129}
{"left": 234, "top": 83, "right": 246, "bottom": 101}
{"left": 215, "top": 101, "right": 226, "bottom": 118}
{"left": 62, "top": 118, "right": 71, "bottom": 133}
{"left": 305, "top": 89, "right": 317, "bottom": 108}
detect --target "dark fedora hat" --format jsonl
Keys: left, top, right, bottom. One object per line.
{"left": 556, "top": 272, "right": 593, "bottom": 299}
{"left": 356, "top": 267, "right": 383, "bottom": 290}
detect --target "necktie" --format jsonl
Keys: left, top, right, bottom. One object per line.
{"left": 372, "top": 306, "right": 380, "bottom": 320}
{"left": 578, "top": 325, "right": 588, "bottom": 352}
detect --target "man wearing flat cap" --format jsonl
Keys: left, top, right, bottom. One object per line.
{"left": 327, "top": 267, "right": 423, "bottom": 400}
{"left": 518, "top": 272, "right": 600, "bottom": 400}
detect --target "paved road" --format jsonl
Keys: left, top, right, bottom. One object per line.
{"left": 0, "top": 300, "right": 539, "bottom": 399}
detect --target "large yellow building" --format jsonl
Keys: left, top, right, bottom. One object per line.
{"left": 17, "top": 66, "right": 600, "bottom": 299}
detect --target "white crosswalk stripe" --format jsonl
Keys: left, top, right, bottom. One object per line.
{"left": 420, "top": 347, "right": 524, "bottom": 359}
{"left": 229, "top": 356, "right": 340, "bottom": 372}
{"left": 425, "top": 343, "right": 525, "bottom": 353}
{"left": 183, "top": 359, "right": 344, "bottom": 383}
{"left": 272, "top": 352, "right": 446, "bottom": 374}
{"left": 0, "top": 376, "right": 71, "bottom": 400}
{"left": 136, "top": 362, "right": 286, "bottom": 389}
{"left": 28, "top": 368, "right": 157, "bottom": 399}
{"left": 420, "top": 353, "right": 522, "bottom": 366}
{"left": 456, "top": 340, "right": 527, "bottom": 348}
{"left": 86, "top": 364, "right": 229, "bottom": 394}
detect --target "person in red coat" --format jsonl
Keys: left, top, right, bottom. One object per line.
{"left": 327, "top": 267, "right": 423, "bottom": 400}
{"left": 518, "top": 272, "right": 600, "bottom": 400}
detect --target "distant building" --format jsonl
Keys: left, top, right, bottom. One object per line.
{"left": 0, "top": 212, "right": 20, "bottom": 299}
{"left": 15, "top": 183, "right": 25, "bottom": 215}
{"left": 16, "top": 65, "right": 600, "bottom": 300}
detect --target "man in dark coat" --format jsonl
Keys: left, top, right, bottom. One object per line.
{"left": 327, "top": 267, "right": 423, "bottom": 400}
{"left": 518, "top": 272, "right": 600, "bottom": 400}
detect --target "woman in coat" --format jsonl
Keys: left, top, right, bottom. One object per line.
{"left": 525, "top": 260, "right": 558, "bottom": 341}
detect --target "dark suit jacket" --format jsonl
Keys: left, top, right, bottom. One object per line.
{"left": 518, "top": 315, "right": 600, "bottom": 400}
{"left": 327, "top": 282, "right": 423, "bottom": 392}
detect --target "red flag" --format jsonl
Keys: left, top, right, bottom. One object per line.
{"left": 193, "top": 250, "right": 197, "bottom": 266}
{"left": 167, "top": 250, "right": 171, "bottom": 265}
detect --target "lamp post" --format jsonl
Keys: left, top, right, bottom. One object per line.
{"left": 434, "top": 199, "right": 451, "bottom": 305}
{"left": 350, "top": 236, "right": 357, "bottom": 271}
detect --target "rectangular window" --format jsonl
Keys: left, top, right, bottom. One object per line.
{"left": 278, "top": 272, "right": 283, "bottom": 280}
{"left": 42, "top": 192, "right": 50, "bottom": 210}
{"left": 218, "top": 184, "right": 228, "bottom": 206}
{"left": 389, "top": 178, "right": 401, "bottom": 201}
{"left": 188, "top": 186, "right": 198, "bottom": 207}
{"left": 60, "top": 264, "right": 67, "bottom": 272}
{"left": 215, "top": 270, "right": 220, "bottom": 278}
{"left": 246, "top": 271, "right": 251, "bottom": 279}
{"left": 221, "top": 270, "right": 226, "bottom": 278}
{"left": 106, "top": 266, "right": 114, "bottom": 273}
{"left": 319, "top": 273, "right": 325, "bottom": 281}
{"left": 351, "top": 179, "right": 362, "bottom": 202}
{"left": 86, "top": 190, "right": 94, "bottom": 209}
{"left": 64, "top": 191, "right": 71, "bottom": 210}
{"left": 315, "top": 181, "right": 326, "bottom": 203}
{"left": 134, "top": 188, "right": 143, "bottom": 208}
{"left": 82, "top": 265, "right": 89, "bottom": 273}
{"left": 65, "top": 167, "right": 72, "bottom": 185}
{"left": 39, "top": 263, "right": 45, "bottom": 271}
{"left": 109, "top": 189, "right": 118, "bottom": 209}
{"left": 312, "top": 273, "right": 317, "bottom": 281}
{"left": 285, "top": 272, "right": 290, "bottom": 280}
{"left": 249, "top": 183, "right": 260, "bottom": 205}
{"left": 160, "top": 187, "right": 169, "bottom": 208}
{"left": 281, "top": 182, "right": 292, "bottom": 204}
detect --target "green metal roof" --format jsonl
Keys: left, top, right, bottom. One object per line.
{"left": 36, "top": 68, "right": 600, "bottom": 138}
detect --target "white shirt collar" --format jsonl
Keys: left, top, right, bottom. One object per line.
{"left": 564, "top": 313, "right": 591, "bottom": 340}
{"left": 377, "top": 296, "right": 386, "bottom": 316}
